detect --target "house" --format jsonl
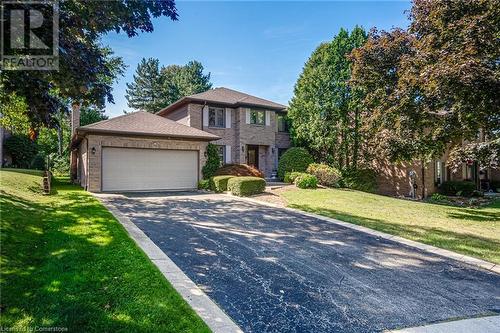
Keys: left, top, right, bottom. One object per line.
{"left": 157, "top": 87, "right": 291, "bottom": 177}
{"left": 71, "top": 87, "right": 291, "bottom": 192}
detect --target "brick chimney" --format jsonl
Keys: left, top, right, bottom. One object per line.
{"left": 71, "top": 102, "right": 80, "bottom": 134}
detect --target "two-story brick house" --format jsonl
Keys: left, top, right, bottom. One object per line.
{"left": 157, "top": 87, "right": 291, "bottom": 177}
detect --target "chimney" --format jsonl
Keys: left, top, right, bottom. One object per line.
{"left": 71, "top": 102, "right": 80, "bottom": 134}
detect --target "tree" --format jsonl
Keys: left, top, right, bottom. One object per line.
{"left": 125, "top": 58, "right": 165, "bottom": 113}
{"left": 350, "top": 0, "right": 500, "bottom": 195}
{"left": 126, "top": 59, "right": 212, "bottom": 112}
{"left": 0, "top": 86, "right": 30, "bottom": 135}
{"left": 80, "top": 107, "right": 108, "bottom": 126}
{"left": 288, "top": 27, "right": 367, "bottom": 170}
{"left": 1, "top": 0, "right": 178, "bottom": 126}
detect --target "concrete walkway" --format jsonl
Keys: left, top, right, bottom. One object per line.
{"left": 387, "top": 315, "right": 500, "bottom": 333}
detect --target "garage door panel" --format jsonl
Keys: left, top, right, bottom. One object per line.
{"left": 102, "top": 147, "right": 198, "bottom": 191}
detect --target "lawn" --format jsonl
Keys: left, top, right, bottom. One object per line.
{"left": 281, "top": 188, "right": 500, "bottom": 264}
{"left": 0, "top": 168, "right": 210, "bottom": 332}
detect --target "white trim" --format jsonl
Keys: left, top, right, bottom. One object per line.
{"left": 245, "top": 109, "right": 250, "bottom": 124}
{"left": 225, "top": 108, "right": 231, "bottom": 129}
{"left": 225, "top": 145, "right": 232, "bottom": 164}
{"left": 202, "top": 106, "right": 209, "bottom": 127}
{"left": 265, "top": 111, "right": 271, "bottom": 126}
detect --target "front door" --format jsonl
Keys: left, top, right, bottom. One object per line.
{"left": 247, "top": 145, "right": 259, "bottom": 168}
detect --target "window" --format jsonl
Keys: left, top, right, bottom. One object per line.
{"left": 277, "top": 114, "right": 288, "bottom": 132}
{"left": 250, "top": 109, "right": 265, "bottom": 125}
{"left": 209, "top": 107, "right": 225, "bottom": 128}
{"left": 216, "top": 145, "right": 225, "bottom": 166}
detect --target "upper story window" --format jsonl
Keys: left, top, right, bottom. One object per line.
{"left": 277, "top": 114, "right": 288, "bottom": 133}
{"left": 209, "top": 107, "right": 225, "bottom": 128}
{"left": 250, "top": 110, "right": 265, "bottom": 125}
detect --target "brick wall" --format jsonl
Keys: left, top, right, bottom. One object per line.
{"left": 83, "top": 134, "right": 208, "bottom": 192}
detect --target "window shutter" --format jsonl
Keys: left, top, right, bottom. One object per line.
{"left": 265, "top": 111, "right": 271, "bottom": 126}
{"left": 245, "top": 109, "right": 251, "bottom": 124}
{"left": 202, "top": 106, "right": 209, "bottom": 127}
{"left": 225, "top": 145, "right": 232, "bottom": 164}
{"left": 225, "top": 109, "right": 231, "bottom": 129}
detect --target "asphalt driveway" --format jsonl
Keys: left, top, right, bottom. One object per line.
{"left": 102, "top": 192, "right": 500, "bottom": 333}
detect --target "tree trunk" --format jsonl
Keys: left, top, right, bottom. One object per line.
{"left": 57, "top": 124, "right": 63, "bottom": 156}
{"left": 421, "top": 159, "right": 426, "bottom": 199}
{"left": 352, "top": 107, "right": 360, "bottom": 170}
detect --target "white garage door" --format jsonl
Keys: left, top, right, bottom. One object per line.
{"left": 102, "top": 147, "right": 198, "bottom": 191}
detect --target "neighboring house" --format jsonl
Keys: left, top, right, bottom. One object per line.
{"left": 157, "top": 87, "right": 291, "bottom": 178}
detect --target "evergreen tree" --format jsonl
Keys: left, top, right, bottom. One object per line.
{"left": 80, "top": 107, "right": 108, "bottom": 126}
{"left": 288, "top": 26, "right": 367, "bottom": 170}
{"left": 125, "top": 58, "right": 164, "bottom": 113}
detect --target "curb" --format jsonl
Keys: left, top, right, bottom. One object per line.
{"left": 95, "top": 195, "right": 243, "bottom": 333}
{"left": 228, "top": 194, "right": 500, "bottom": 275}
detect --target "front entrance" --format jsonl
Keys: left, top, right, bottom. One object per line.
{"left": 247, "top": 145, "right": 259, "bottom": 168}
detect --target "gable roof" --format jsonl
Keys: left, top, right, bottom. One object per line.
{"left": 74, "top": 111, "right": 220, "bottom": 141}
{"left": 157, "top": 87, "right": 287, "bottom": 116}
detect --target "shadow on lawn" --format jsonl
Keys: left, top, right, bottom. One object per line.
{"left": 287, "top": 204, "right": 500, "bottom": 264}
{"left": 0, "top": 179, "right": 209, "bottom": 332}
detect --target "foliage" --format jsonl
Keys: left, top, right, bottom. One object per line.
{"left": 0, "top": 88, "right": 30, "bottom": 135}
{"left": 0, "top": 169, "right": 210, "bottom": 332}
{"left": 211, "top": 175, "right": 235, "bottom": 193}
{"left": 227, "top": 177, "right": 266, "bottom": 196}
{"left": 198, "top": 179, "right": 212, "bottom": 191}
{"left": 50, "top": 154, "right": 70, "bottom": 176}
{"left": 277, "top": 147, "right": 314, "bottom": 180}
{"left": 202, "top": 143, "right": 221, "bottom": 179}
{"left": 288, "top": 27, "right": 367, "bottom": 169}
{"left": 126, "top": 59, "right": 212, "bottom": 113}
{"left": 294, "top": 173, "right": 318, "bottom": 189}
{"left": 283, "top": 171, "right": 303, "bottom": 184}
{"left": 491, "top": 181, "right": 500, "bottom": 193}
{"left": 447, "top": 139, "right": 500, "bottom": 173}
{"left": 350, "top": 0, "right": 500, "bottom": 171}
{"left": 340, "top": 168, "right": 377, "bottom": 193}
{"left": 439, "top": 181, "right": 476, "bottom": 197}
{"left": 30, "top": 154, "right": 46, "bottom": 170}
{"left": 306, "top": 163, "right": 341, "bottom": 187}
{"left": 80, "top": 106, "right": 108, "bottom": 126}
{"left": 4, "top": 135, "right": 38, "bottom": 168}
{"left": 1, "top": 1, "right": 177, "bottom": 126}
{"left": 214, "top": 164, "right": 264, "bottom": 178}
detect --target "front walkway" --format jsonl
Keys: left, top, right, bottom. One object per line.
{"left": 99, "top": 192, "right": 500, "bottom": 333}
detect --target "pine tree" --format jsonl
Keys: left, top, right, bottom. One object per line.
{"left": 125, "top": 58, "right": 164, "bottom": 113}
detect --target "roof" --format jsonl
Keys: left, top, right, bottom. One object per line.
{"left": 157, "top": 87, "right": 287, "bottom": 116}
{"left": 74, "top": 111, "right": 220, "bottom": 141}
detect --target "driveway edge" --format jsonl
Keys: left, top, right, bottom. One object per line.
{"left": 230, "top": 195, "right": 500, "bottom": 275}
{"left": 96, "top": 196, "right": 243, "bottom": 333}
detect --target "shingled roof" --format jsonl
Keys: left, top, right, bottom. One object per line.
{"left": 157, "top": 87, "right": 287, "bottom": 116}
{"left": 74, "top": 111, "right": 219, "bottom": 141}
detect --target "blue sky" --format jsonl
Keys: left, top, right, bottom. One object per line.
{"left": 103, "top": 1, "right": 411, "bottom": 117}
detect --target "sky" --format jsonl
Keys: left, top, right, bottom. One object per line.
{"left": 103, "top": 1, "right": 411, "bottom": 118}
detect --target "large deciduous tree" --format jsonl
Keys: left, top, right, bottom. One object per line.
{"left": 126, "top": 59, "right": 212, "bottom": 112}
{"left": 288, "top": 26, "right": 367, "bottom": 169}
{"left": 351, "top": 0, "right": 500, "bottom": 171}
{"left": 0, "top": 0, "right": 178, "bottom": 126}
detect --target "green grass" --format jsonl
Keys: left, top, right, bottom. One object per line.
{"left": 0, "top": 168, "right": 210, "bottom": 332}
{"left": 282, "top": 188, "right": 500, "bottom": 263}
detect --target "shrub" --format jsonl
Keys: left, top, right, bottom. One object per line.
{"left": 429, "top": 193, "right": 447, "bottom": 202}
{"left": 294, "top": 173, "right": 318, "bottom": 189}
{"left": 4, "top": 134, "right": 38, "bottom": 168}
{"left": 214, "top": 163, "right": 264, "bottom": 178}
{"left": 439, "top": 181, "right": 476, "bottom": 197}
{"left": 227, "top": 177, "right": 266, "bottom": 196}
{"left": 490, "top": 181, "right": 500, "bottom": 193}
{"left": 340, "top": 168, "right": 377, "bottom": 193}
{"left": 30, "top": 153, "right": 46, "bottom": 170}
{"left": 198, "top": 179, "right": 212, "bottom": 190}
{"left": 202, "top": 143, "right": 220, "bottom": 179}
{"left": 306, "top": 163, "right": 341, "bottom": 187}
{"left": 283, "top": 171, "right": 302, "bottom": 184}
{"left": 212, "top": 175, "right": 235, "bottom": 192}
{"left": 277, "top": 147, "right": 314, "bottom": 180}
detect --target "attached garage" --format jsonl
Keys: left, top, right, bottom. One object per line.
{"left": 70, "top": 111, "right": 219, "bottom": 192}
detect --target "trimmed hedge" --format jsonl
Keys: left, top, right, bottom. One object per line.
{"left": 294, "top": 173, "right": 318, "bottom": 189}
{"left": 306, "top": 163, "right": 341, "bottom": 187}
{"left": 439, "top": 181, "right": 476, "bottom": 197}
{"left": 214, "top": 163, "right": 264, "bottom": 178}
{"left": 277, "top": 147, "right": 314, "bottom": 180}
{"left": 340, "top": 168, "right": 377, "bottom": 193}
{"left": 284, "top": 171, "right": 303, "bottom": 184}
{"left": 212, "top": 175, "right": 234, "bottom": 192}
{"left": 227, "top": 177, "right": 266, "bottom": 196}
{"left": 198, "top": 179, "right": 212, "bottom": 190}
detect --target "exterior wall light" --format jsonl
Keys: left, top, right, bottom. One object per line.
{"left": 91, "top": 147, "right": 96, "bottom": 155}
